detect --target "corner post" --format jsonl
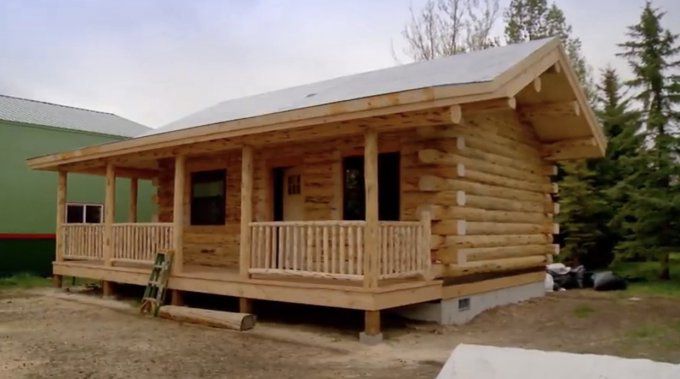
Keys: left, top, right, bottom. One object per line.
{"left": 172, "top": 155, "right": 186, "bottom": 275}
{"left": 239, "top": 145, "right": 254, "bottom": 279}
{"left": 129, "top": 177, "right": 138, "bottom": 223}
{"left": 103, "top": 163, "right": 115, "bottom": 266}
{"left": 54, "top": 170, "right": 67, "bottom": 287}
{"left": 364, "top": 129, "right": 379, "bottom": 288}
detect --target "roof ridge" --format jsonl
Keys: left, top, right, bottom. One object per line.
{"left": 0, "top": 94, "right": 117, "bottom": 116}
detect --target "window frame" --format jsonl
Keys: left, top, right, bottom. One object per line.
{"left": 65, "top": 202, "right": 104, "bottom": 224}
{"left": 190, "top": 169, "right": 227, "bottom": 226}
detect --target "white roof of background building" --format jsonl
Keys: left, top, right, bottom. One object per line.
{"left": 154, "top": 38, "right": 555, "bottom": 136}
{"left": 0, "top": 94, "right": 149, "bottom": 138}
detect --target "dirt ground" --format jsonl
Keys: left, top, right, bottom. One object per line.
{"left": 1, "top": 288, "right": 679, "bottom": 378}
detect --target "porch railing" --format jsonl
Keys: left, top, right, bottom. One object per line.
{"left": 62, "top": 224, "right": 104, "bottom": 260}
{"left": 60, "top": 223, "right": 173, "bottom": 264}
{"left": 249, "top": 218, "right": 431, "bottom": 281}
{"left": 111, "top": 223, "right": 173, "bottom": 264}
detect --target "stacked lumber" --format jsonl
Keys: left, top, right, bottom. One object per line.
{"left": 408, "top": 111, "right": 558, "bottom": 277}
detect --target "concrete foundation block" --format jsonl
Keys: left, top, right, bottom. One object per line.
{"left": 359, "top": 332, "right": 383, "bottom": 345}
{"left": 396, "top": 281, "right": 544, "bottom": 325}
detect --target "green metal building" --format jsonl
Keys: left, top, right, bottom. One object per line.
{"left": 0, "top": 95, "right": 154, "bottom": 276}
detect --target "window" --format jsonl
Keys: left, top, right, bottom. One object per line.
{"left": 287, "top": 174, "right": 301, "bottom": 195}
{"left": 66, "top": 203, "right": 103, "bottom": 223}
{"left": 191, "top": 170, "right": 226, "bottom": 225}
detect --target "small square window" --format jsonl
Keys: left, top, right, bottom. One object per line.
{"left": 66, "top": 203, "right": 103, "bottom": 224}
{"left": 191, "top": 170, "right": 226, "bottom": 225}
{"left": 458, "top": 298, "right": 471, "bottom": 311}
{"left": 287, "top": 174, "right": 301, "bottom": 195}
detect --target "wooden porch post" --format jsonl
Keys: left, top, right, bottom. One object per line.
{"left": 54, "top": 170, "right": 67, "bottom": 288}
{"left": 172, "top": 155, "right": 186, "bottom": 275}
{"left": 364, "top": 129, "right": 379, "bottom": 288}
{"left": 103, "top": 163, "right": 115, "bottom": 266}
{"left": 129, "top": 177, "right": 138, "bottom": 223}
{"left": 239, "top": 145, "right": 253, "bottom": 279}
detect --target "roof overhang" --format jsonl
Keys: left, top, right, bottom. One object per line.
{"left": 27, "top": 38, "right": 605, "bottom": 171}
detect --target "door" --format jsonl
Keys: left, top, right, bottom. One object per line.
{"left": 273, "top": 166, "right": 304, "bottom": 221}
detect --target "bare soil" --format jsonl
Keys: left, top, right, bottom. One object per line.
{"left": 1, "top": 288, "right": 679, "bottom": 378}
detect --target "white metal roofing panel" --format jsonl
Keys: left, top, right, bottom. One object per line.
{"left": 0, "top": 95, "right": 149, "bottom": 138}
{"left": 152, "top": 38, "right": 554, "bottom": 136}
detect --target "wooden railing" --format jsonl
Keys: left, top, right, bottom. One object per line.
{"left": 378, "top": 221, "right": 430, "bottom": 279}
{"left": 62, "top": 224, "right": 104, "bottom": 260}
{"left": 112, "top": 223, "right": 173, "bottom": 264}
{"left": 249, "top": 217, "right": 431, "bottom": 282}
{"left": 249, "top": 221, "right": 366, "bottom": 280}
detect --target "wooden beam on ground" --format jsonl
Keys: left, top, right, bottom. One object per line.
{"left": 159, "top": 305, "right": 256, "bottom": 331}
{"left": 364, "top": 129, "right": 379, "bottom": 288}
{"left": 540, "top": 137, "right": 598, "bottom": 160}
{"left": 129, "top": 177, "right": 138, "bottom": 223}
{"left": 103, "top": 163, "right": 115, "bottom": 266}
{"left": 172, "top": 155, "right": 186, "bottom": 274}
{"left": 239, "top": 146, "right": 254, "bottom": 279}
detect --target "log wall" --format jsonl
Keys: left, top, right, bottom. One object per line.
{"left": 152, "top": 109, "right": 557, "bottom": 275}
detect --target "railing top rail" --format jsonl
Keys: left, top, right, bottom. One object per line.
{"left": 378, "top": 221, "right": 422, "bottom": 226}
{"left": 111, "top": 222, "right": 174, "bottom": 227}
{"left": 250, "top": 220, "right": 367, "bottom": 227}
{"left": 62, "top": 223, "right": 104, "bottom": 227}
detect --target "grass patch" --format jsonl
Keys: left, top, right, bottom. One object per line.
{"left": 0, "top": 273, "right": 51, "bottom": 289}
{"left": 627, "top": 324, "right": 666, "bottom": 339}
{"left": 610, "top": 253, "right": 680, "bottom": 298}
{"left": 573, "top": 304, "right": 595, "bottom": 318}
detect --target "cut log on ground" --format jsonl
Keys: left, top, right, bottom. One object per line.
{"left": 159, "top": 305, "right": 256, "bottom": 331}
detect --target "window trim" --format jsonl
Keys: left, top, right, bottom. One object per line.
{"left": 65, "top": 202, "right": 104, "bottom": 224}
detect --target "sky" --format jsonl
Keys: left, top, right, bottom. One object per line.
{"left": 0, "top": 0, "right": 678, "bottom": 128}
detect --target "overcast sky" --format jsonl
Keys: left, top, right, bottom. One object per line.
{"left": 1, "top": 0, "right": 678, "bottom": 128}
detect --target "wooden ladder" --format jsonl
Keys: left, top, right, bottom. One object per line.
{"left": 140, "top": 250, "right": 173, "bottom": 316}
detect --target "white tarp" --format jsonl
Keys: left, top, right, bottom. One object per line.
{"left": 437, "top": 344, "right": 680, "bottom": 379}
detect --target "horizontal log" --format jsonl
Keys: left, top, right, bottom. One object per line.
{"left": 465, "top": 194, "right": 553, "bottom": 213}
{"left": 458, "top": 244, "right": 557, "bottom": 264}
{"left": 418, "top": 149, "right": 548, "bottom": 183}
{"left": 443, "top": 234, "right": 553, "bottom": 249}
{"left": 466, "top": 221, "right": 555, "bottom": 235}
{"left": 456, "top": 137, "right": 554, "bottom": 175}
{"left": 418, "top": 176, "right": 548, "bottom": 203}
{"left": 403, "top": 190, "right": 467, "bottom": 208}
{"left": 519, "top": 100, "right": 580, "bottom": 119}
{"left": 431, "top": 220, "right": 467, "bottom": 236}
{"left": 541, "top": 137, "right": 598, "bottom": 160}
{"left": 435, "top": 255, "right": 547, "bottom": 277}
{"left": 159, "top": 305, "right": 256, "bottom": 331}
{"left": 422, "top": 205, "right": 551, "bottom": 224}
{"left": 464, "top": 169, "right": 553, "bottom": 193}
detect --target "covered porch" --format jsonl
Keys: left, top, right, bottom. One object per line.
{"left": 53, "top": 125, "right": 435, "bottom": 289}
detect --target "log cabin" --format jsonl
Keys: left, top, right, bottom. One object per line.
{"left": 27, "top": 37, "right": 605, "bottom": 341}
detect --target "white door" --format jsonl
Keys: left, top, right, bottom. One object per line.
{"left": 282, "top": 166, "right": 304, "bottom": 221}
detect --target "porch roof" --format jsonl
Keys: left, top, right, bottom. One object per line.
{"left": 27, "top": 37, "right": 606, "bottom": 171}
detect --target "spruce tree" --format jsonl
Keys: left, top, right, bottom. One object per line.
{"left": 504, "top": 0, "right": 591, "bottom": 91}
{"left": 614, "top": 2, "right": 680, "bottom": 279}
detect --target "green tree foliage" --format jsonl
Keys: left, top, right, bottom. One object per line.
{"left": 558, "top": 69, "right": 642, "bottom": 269}
{"left": 504, "top": 0, "right": 592, "bottom": 96}
{"left": 613, "top": 1, "right": 680, "bottom": 279}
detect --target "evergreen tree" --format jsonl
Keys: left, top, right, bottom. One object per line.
{"left": 614, "top": 1, "right": 680, "bottom": 279}
{"left": 504, "top": 0, "right": 592, "bottom": 95}
{"left": 558, "top": 68, "right": 641, "bottom": 269}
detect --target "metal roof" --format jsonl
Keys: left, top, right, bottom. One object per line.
{"left": 153, "top": 38, "right": 555, "bottom": 136}
{"left": 0, "top": 94, "right": 149, "bottom": 138}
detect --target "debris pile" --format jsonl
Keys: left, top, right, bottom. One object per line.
{"left": 545, "top": 263, "right": 627, "bottom": 292}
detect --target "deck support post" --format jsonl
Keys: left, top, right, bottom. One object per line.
{"left": 364, "top": 129, "right": 379, "bottom": 288}
{"left": 239, "top": 298, "right": 253, "bottom": 314}
{"left": 239, "top": 145, "right": 254, "bottom": 279}
{"left": 170, "top": 289, "right": 184, "bottom": 306}
{"left": 172, "top": 155, "right": 186, "bottom": 275}
{"left": 103, "top": 163, "right": 115, "bottom": 266}
{"left": 359, "top": 310, "right": 382, "bottom": 344}
{"left": 129, "top": 177, "right": 138, "bottom": 223}
{"left": 102, "top": 281, "right": 114, "bottom": 298}
{"left": 54, "top": 170, "right": 67, "bottom": 286}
